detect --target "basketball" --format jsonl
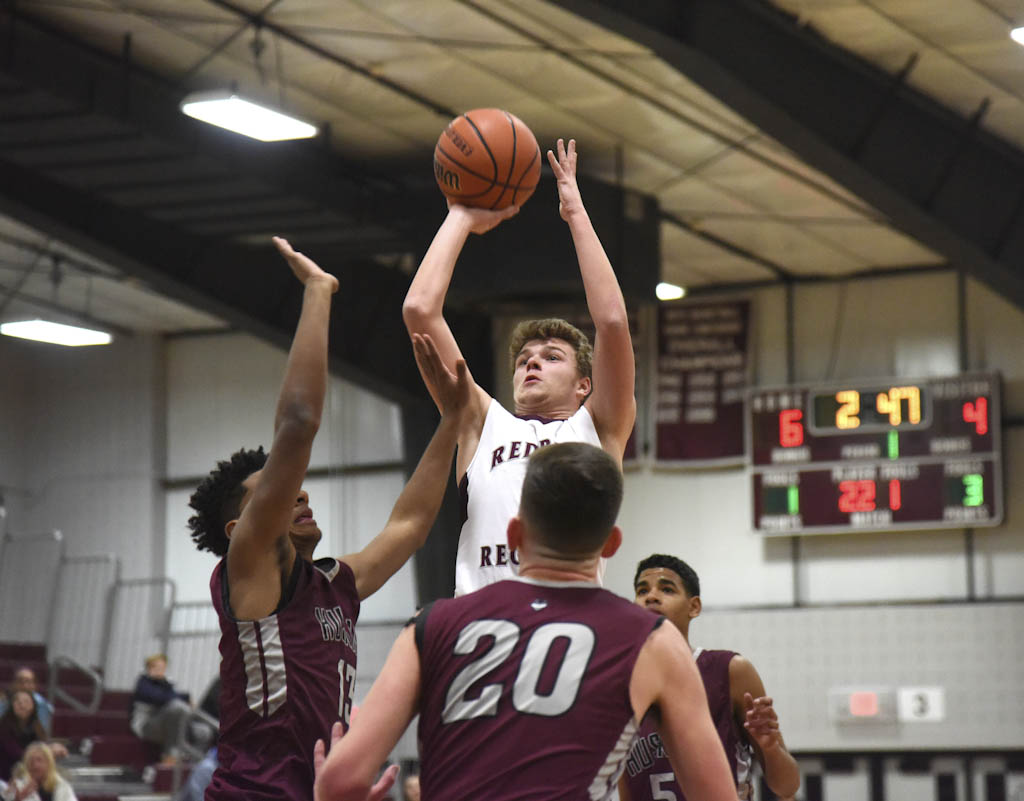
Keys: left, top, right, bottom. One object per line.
{"left": 433, "top": 108, "right": 542, "bottom": 210}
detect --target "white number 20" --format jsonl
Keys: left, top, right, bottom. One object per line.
{"left": 442, "top": 619, "right": 595, "bottom": 723}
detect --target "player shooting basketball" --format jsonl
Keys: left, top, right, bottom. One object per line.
{"left": 403, "top": 137, "right": 636, "bottom": 596}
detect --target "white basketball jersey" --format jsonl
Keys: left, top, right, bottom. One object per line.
{"left": 454, "top": 399, "right": 602, "bottom": 596}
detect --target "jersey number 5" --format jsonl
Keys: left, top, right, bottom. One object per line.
{"left": 442, "top": 619, "right": 595, "bottom": 723}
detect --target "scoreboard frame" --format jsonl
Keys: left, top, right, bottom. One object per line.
{"left": 747, "top": 372, "right": 1003, "bottom": 536}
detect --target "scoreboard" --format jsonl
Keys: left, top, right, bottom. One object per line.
{"left": 749, "top": 373, "right": 1002, "bottom": 535}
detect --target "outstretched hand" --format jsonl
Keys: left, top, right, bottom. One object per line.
{"left": 313, "top": 722, "right": 398, "bottom": 801}
{"left": 547, "top": 138, "right": 584, "bottom": 221}
{"left": 273, "top": 236, "right": 339, "bottom": 293}
{"left": 743, "top": 692, "right": 783, "bottom": 752}
{"left": 369, "top": 765, "right": 400, "bottom": 801}
{"left": 412, "top": 333, "right": 471, "bottom": 419}
{"left": 447, "top": 201, "right": 519, "bottom": 235}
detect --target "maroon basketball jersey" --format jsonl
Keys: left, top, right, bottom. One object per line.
{"left": 415, "top": 577, "right": 662, "bottom": 801}
{"left": 206, "top": 556, "right": 360, "bottom": 801}
{"left": 623, "top": 648, "right": 754, "bottom": 801}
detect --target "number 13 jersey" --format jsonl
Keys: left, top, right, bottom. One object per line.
{"left": 207, "top": 556, "right": 360, "bottom": 801}
{"left": 415, "top": 577, "right": 662, "bottom": 801}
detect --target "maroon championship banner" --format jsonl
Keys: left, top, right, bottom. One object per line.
{"left": 654, "top": 299, "right": 750, "bottom": 465}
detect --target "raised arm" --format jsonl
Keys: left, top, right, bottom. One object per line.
{"left": 549, "top": 139, "right": 636, "bottom": 461}
{"left": 340, "top": 334, "right": 466, "bottom": 600}
{"left": 314, "top": 625, "right": 421, "bottom": 801}
{"left": 730, "top": 657, "right": 800, "bottom": 799}
{"left": 630, "top": 623, "right": 738, "bottom": 801}
{"left": 226, "top": 237, "right": 338, "bottom": 620}
{"left": 401, "top": 204, "right": 516, "bottom": 415}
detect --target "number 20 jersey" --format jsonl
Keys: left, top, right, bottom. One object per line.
{"left": 415, "top": 577, "right": 663, "bottom": 801}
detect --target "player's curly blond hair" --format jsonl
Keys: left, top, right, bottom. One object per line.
{"left": 508, "top": 318, "right": 592, "bottom": 379}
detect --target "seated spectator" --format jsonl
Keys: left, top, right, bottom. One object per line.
{"left": 1, "top": 742, "right": 77, "bottom": 801}
{"left": 4, "top": 671, "right": 53, "bottom": 736}
{"left": 130, "top": 654, "right": 191, "bottom": 762}
{"left": 0, "top": 692, "right": 46, "bottom": 782}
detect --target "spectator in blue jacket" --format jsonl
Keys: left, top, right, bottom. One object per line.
{"left": 130, "top": 654, "right": 191, "bottom": 762}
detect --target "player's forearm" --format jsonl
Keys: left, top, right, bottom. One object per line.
{"left": 564, "top": 208, "right": 628, "bottom": 329}
{"left": 403, "top": 211, "right": 472, "bottom": 328}
{"left": 386, "top": 413, "right": 459, "bottom": 539}
{"left": 274, "top": 280, "right": 333, "bottom": 433}
{"left": 315, "top": 761, "right": 373, "bottom": 801}
{"left": 762, "top": 745, "right": 801, "bottom": 798}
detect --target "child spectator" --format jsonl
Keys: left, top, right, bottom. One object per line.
{"left": 130, "top": 654, "right": 191, "bottom": 762}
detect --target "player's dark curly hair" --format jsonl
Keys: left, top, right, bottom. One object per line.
{"left": 187, "top": 447, "right": 268, "bottom": 557}
{"left": 634, "top": 554, "right": 700, "bottom": 598}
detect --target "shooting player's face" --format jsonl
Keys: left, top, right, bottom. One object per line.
{"left": 512, "top": 338, "right": 589, "bottom": 410}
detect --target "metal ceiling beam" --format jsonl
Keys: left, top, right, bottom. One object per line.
{"left": 0, "top": 5, "right": 466, "bottom": 404}
{"left": 0, "top": 6, "right": 426, "bottom": 226}
{"left": 551, "top": 0, "right": 1024, "bottom": 311}
{"left": 0, "top": 4, "right": 658, "bottom": 402}
{"left": 0, "top": 152, "right": 429, "bottom": 404}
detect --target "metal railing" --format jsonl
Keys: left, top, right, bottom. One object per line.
{"left": 102, "top": 577, "right": 176, "bottom": 690}
{"left": 166, "top": 601, "right": 220, "bottom": 705}
{"left": 49, "top": 554, "right": 121, "bottom": 669}
{"left": 0, "top": 530, "right": 64, "bottom": 642}
{"left": 48, "top": 654, "right": 103, "bottom": 715}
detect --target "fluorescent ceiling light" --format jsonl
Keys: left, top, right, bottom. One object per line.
{"left": 1, "top": 319, "right": 112, "bottom": 347}
{"left": 656, "top": 282, "right": 686, "bottom": 301}
{"left": 1012, "top": 26, "right": 1024, "bottom": 45}
{"left": 180, "top": 91, "right": 318, "bottom": 142}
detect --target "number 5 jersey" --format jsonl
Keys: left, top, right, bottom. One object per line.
{"left": 414, "top": 577, "right": 663, "bottom": 801}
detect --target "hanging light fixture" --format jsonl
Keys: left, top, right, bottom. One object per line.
{"left": 180, "top": 90, "right": 318, "bottom": 142}
{"left": 0, "top": 319, "right": 112, "bottom": 347}
{"left": 656, "top": 282, "right": 686, "bottom": 301}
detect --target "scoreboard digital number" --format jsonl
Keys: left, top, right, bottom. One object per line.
{"left": 749, "top": 373, "right": 1002, "bottom": 535}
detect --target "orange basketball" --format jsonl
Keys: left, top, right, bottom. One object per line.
{"left": 433, "top": 108, "right": 542, "bottom": 210}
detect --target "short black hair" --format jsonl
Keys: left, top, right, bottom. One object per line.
{"left": 520, "top": 442, "right": 622, "bottom": 554}
{"left": 634, "top": 554, "right": 700, "bottom": 597}
{"left": 187, "top": 447, "right": 267, "bottom": 556}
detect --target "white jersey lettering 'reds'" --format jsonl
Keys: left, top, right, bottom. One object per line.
{"left": 455, "top": 399, "right": 601, "bottom": 596}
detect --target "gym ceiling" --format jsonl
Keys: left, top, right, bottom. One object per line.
{"left": 3, "top": 0, "right": 1024, "bottom": 405}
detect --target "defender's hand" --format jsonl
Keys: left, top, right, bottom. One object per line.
{"left": 412, "top": 333, "right": 471, "bottom": 419}
{"left": 743, "top": 692, "right": 783, "bottom": 752}
{"left": 273, "top": 236, "right": 339, "bottom": 294}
